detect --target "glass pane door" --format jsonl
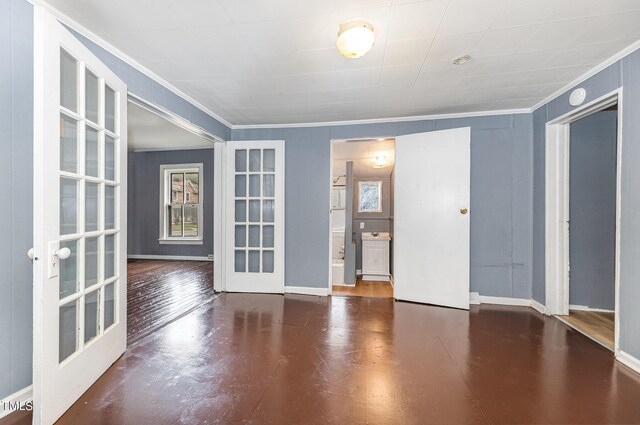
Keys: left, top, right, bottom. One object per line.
{"left": 226, "top": 141, "right": 283, "bottom": 293}
{"left": 57, "top": 48, "right": 121, "bottom": 364}
{"left": 233, "top": 148, "right": 276, "bottom": 274}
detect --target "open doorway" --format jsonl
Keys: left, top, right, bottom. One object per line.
{"left": 126, "top": 99, "right": 217, "bottom": 343}
{"left": 558, "top": 104, "right": 618, "bottom": 350}
{"left": 545, "top": 90, "right": 622, "bottom": 352}
{"left": 329, "top": 138, "right": 395, "bottom": 298}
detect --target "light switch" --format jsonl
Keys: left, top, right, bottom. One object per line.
{"left": 360, "top": 222, "right": 365, "bottom": 229}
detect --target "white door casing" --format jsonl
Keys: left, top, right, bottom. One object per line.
{"left": 393, "top": 128, "right": 471, "bottom": 310}
{"left": 224, "top": 140, "right": 285, "bottom": 293}
{"left": 33, "top": 9, "right": 127, "bottom": 424}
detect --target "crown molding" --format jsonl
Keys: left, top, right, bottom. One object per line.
{"left": 231, "top": 108, "right": 531, "bottom": 130}
{"left": 530, "top": 38, "right": 640, "bottom": 112}
{"left": 31, "top": 0, "right": 234, "bottom": 131}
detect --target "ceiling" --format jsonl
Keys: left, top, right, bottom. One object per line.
{"left": 127, "top": 102, "right": 214, "bottom": 151}
{"left": 333, "top": 139, "right": 395, "bottom": 176}
{"left": 48, "top": 0, "right": 640, "bottom": 125}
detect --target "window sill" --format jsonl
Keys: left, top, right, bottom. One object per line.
{"left": 158, "top": 238, "right": 204, "bottom": 245}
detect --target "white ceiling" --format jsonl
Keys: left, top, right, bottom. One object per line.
{"left": 48, "top": 0, "right": 640, "bottom": 125}
{"left": 333, "top": 139, "right": 395, "bottom": 177}
{"left": 127, "top": 102, "right": 214, "bottom": 151}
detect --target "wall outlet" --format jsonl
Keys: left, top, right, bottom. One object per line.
{"left": 360, "top": 222, "right": 365, "bottom": 229}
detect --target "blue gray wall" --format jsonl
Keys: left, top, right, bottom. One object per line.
{"left": 128, "top": 149, "right": 214, "bottom": 258}
{"left": 232, "top": 113, "right": 534, "bottom": 296}
{"left": 533, "top": 49, "right": 640, "bottom": 360}
{"left": 569, "top": 110, "right": 617, "bottom": 310}
{"left": 0, "top": 0, "right": 33, "bottom": 400}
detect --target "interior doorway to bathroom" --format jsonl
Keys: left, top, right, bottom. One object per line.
{"left": 329, "top": 138, "right": 395, "bottom": 298}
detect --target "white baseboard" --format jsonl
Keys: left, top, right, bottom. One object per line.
{"left": 530, "top": 299, "right": 547, "bottom": 315}
{"left": 128, "top": 255, "right": 213, "bottom": 262}
{"left": 569, "top": 304, "right": 615, "bottom": 314}
{"left": 479, "top": 295, "right": 531, "bottom": 307}
{"left": 617, "top": 351, "right": 640, "bottom": 375}
{"left": 470, "top": 292, "right": 547, "bottom": 315}
{"left": 284, "top": 286, "right": 329, "bottom": 297}
{"left": 0, "top": 385, "right": 33, "bottom": 419}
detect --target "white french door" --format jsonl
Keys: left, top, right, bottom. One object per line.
{"left": 224, "top": 141, "right": 285, "bottom": 293}
{"left": 33, "top": 10, "right": 127, "bottom": 424}
{"left": 393, "top": 128, "right": 471, "bottom": 310}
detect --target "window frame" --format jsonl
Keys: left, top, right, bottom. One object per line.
{"left": 159, "top": 163, "right": 204, "bottom": 245}
{"left": 358, "top": 180, "right": 383, "bottom": 213}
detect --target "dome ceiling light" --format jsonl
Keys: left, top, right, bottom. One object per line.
{"left": 336, "top": 19, "right": 375, "bottom": 59}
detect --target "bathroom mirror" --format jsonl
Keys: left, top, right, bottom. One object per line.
{"left": 358, "top": 181, "right": 382, "bottom": 213}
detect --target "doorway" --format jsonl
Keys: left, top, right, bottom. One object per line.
{"left": 545, "top": 90, "right": 622, "bottom": 353}
{"left": 126, "top": 99, "right": 218, "bottom": 344}
{"left": 330, "top": 138, "right": 395, "bottom": 298}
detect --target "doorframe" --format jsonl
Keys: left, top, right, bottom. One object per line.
{"left": 544, "top": 88, "right": 623, "bottom": 355}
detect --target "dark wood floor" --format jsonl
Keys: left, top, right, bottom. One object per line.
{"left": 13, "top": 295, "right": 638, "bottom": 424}
{"left": 127, "top": 259, "right": 214, "bottom": 344}
{"left": 333, "top": 278, "right": 393, "bottom": 298}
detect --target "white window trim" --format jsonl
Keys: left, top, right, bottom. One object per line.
{"left": 358, "top": 180, "right": 383, "bottom": 213}
{"left": 159, "top": 163, "right": 204, "bottom": 245}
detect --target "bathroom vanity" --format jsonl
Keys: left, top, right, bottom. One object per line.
{"left": 361, "top": 232, "right": 391, "bottom": 281}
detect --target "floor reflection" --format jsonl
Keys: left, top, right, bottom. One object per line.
{"left": 18, "top": 293, "right": 640, "bottom": 425}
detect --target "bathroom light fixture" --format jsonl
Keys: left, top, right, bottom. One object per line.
{"left": 372, "top": 153, "right": 390, "bottom": 168}
{"left": 452, "top": 54, "right": 471, "bottom": 65}
{"left": 336, "top": 19, "right": 375, "bottom": 58}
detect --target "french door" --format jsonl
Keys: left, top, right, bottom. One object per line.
{"left": 33, "top": 10, "right": 127, "bottom": 424}
{"left": 224, "top": 141, "right": 285, "bottom": 293}
{"left": 393, "top": 128, "right": 471, "bottom": 310}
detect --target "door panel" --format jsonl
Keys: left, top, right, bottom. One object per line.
{"left": 394, "top": 128, "right": 471, "bottom": 310}
{"left": 34, "top": 10, "right": 127, "bottom": 424}
{"left": 225, "top": 141, "right": 284, "bottom": 293}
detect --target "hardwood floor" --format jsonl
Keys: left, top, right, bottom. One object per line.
{"left": 126, "top": 259, "right": 214, "bottom": 344}
{"left": 332, "top": 278, "right": 393, "bottom": 298}
{"left": 559, "top": 309, "right": 615, "bottom": 350}
{"left": 45, "top": 298, "right": 640, "bottom": 424}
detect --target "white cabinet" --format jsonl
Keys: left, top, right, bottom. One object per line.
{"left": 361, "top": 232, "right": 391, "bottom": 281}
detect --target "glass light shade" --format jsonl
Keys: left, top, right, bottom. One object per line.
{"left": 336, "top": 20, "right": 375, "bottom": 58}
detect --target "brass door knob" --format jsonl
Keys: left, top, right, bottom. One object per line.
{"left": 460, "top": 208, "right": 468, "bottom": 215}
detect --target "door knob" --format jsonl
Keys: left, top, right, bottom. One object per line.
{"left": 460, "top": 208, "right": 468, "bottom": 215}
{"left": 55, "top": 247, "right": 71, "bottom": 260}
{"left": 27, "top": 248, "right": 38, "bottom": 261}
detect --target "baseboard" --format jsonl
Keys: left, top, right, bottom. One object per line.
{"left": 617, "top": 351, "right": 640, "bottom": 375}
{"left": 470, "top": 293, "right": 547, "bottom": 315}
{"left": 530, "top": 299, "right": 547, "bottom": 315}
{"left": 0, "top": 385, "right": 33, "bottom": 419}
{"left": 479, "top": 295, "right": 531, "bottom": 307}
{"left": 284, "top": 286, "right": 329, "bottom": 297}
{"left": 569, "top": 304, "right": 615, "bottom": 314}
{"left": 128, "top": 255, "right": 213, "bottom": 262}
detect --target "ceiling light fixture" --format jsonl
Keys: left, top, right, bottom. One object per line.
{"left": 452, "top": 54, "right": 471, "bottom": 65}
{"left": 372, "top": 153, "right": 390, "bottom": 168}
{"left": 336, "top": 19, "right": 375, "bottom": 59}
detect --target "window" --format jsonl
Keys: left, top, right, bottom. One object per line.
{"left": 160, "top": 163, "right": 203, "bottom": 244}
{"left": 358, "top": 181, "right": 382, "bottom": 213}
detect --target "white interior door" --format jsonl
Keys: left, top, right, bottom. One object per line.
{"left": 225, "top": 141, "right": 285, "bottom": 293}
{"left": 33, "top": 10, "right": 127, "bottom": 424}
{"left": 394, "top": 128, "right": 471, "bottom": 310}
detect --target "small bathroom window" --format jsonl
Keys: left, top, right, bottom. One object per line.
{"left": 358, "top": 181, "right": 382, "bottom": 213}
